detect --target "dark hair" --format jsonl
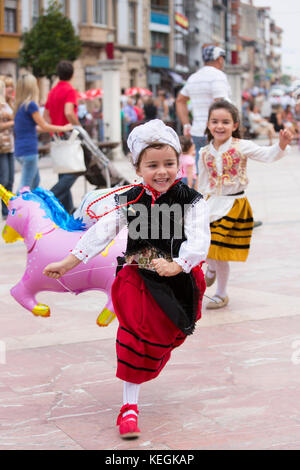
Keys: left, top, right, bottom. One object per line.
{"left": 56, "top": 60, "right": 74, "bottom": 81}
{"left": 136, "top": 142, "right": 179, "bottom": 169}
{"left": 205, "top": 100, "right": 242, "bottom": 141}
{"left": 179, "top": 135, "right": 193, "bottom": 153}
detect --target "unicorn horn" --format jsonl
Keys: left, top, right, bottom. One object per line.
{"left": 0, "top": 184, "right": 15, "bottom": 207}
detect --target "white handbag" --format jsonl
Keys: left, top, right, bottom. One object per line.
{"left": 50, "top": 129, "right": 86, "bottom": 174}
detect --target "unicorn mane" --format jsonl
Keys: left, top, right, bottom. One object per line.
{"left": 21, "top": 187, "right": 85, "bottom": 232}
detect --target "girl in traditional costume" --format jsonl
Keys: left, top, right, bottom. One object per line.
{"left": 43, "top": 119, "right": 211, "bottom": 439}
{"left": 199, "top": 101, "right": 292, "bottom": 310}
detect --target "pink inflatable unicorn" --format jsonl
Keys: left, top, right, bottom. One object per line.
{"left": 0, "top": 184, "right": 127, "bottom": 326}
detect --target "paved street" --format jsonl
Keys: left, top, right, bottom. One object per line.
{"left": 0, "top": 140, "right": 300, "bottom": 450}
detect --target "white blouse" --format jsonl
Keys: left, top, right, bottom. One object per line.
{"left": 198, "top": 137, "right": 288, "bottom": 222}
{"left": 71, "top": 190, "right": 211, "bottom": 274}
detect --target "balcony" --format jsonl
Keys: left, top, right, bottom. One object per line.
{"left": 151, "top": 54, "right": 170, "bottom": 68}
{"left": 0, "top": 34, "right": 21, "bottom": 59}
{"left": 150, "top": 11, "right": 169, "bottom": 25}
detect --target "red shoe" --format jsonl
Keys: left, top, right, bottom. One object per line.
{"left": 117, "top": 404, "right": 140, "bottom": 439}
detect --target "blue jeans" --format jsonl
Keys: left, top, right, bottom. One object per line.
{"left": 16, "top": 154, "right": 40, "bottom": 193}
{"left": 0, "top": 152, "right": 14, "bottom": 217}
{"left": 191, "top": 135, "right": 208, "bottom": 175}
{"left": 51, "top": 173, "right": 79, "bottom": 214}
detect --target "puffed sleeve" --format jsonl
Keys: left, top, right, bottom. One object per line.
{"left": 240, "top": 139, "right": 289, "bottom": 163}
{"left": 71, "top": 195, "right": 126, "bottom": 263}
{"left": 173, "top": 197, "right": 211, "bottom": 273}
{"left": 197, "top": 148, "right": 210, "bottom": 196}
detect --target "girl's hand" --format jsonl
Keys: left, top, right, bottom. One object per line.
{"left": 43, "top": 254, "right": 81, "bottom": 279}
{"left": 279, "top": 128, "right": 293, "bottom": 150}
{"left": 43, "top": 261, "right": 68, "bottom": 279}
{"left": 151, "top": 259, "right": 183, "bottom": 277}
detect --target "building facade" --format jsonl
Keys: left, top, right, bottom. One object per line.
{"left": 0, "top": 0, "right": 283, "bottom": 96}
{"left": 0, "top": 0, "right": 22, "bottom": 80}
{"left": 19, "top": 0, "right": 148, "bottom": 97}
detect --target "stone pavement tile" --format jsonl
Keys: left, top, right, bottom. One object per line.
{"left": 1, "top": 314, "right": 300, "bottom": 449}
{"left": 0, "top": 423, "right": 83, "bottom": 450}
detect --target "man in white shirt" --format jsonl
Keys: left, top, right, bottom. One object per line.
{"left": 176, "top": 45, "right": 231, "bottom": 173}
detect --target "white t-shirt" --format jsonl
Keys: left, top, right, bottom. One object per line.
{"left": 180, "top": 66, "right": 231, "bottom": 137}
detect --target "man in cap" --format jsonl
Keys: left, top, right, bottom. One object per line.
{"left": 176, "top": 44, "right": 232, "bottom": 173}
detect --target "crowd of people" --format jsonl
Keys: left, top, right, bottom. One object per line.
{"left": 242, "top": 87, "right": 300, "bottom": 148}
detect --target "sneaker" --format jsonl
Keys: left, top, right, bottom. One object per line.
{"left": 253, "top": 220, "right": 263, "bottom": 228}
{"left": 204, "top": 268, "right": 216, "bottom": 287}
{"left": 206, "top": 295, "right": 229, "bottom": 310}
{"left": 117, "top": 404, "right": 140, "bottom": 439}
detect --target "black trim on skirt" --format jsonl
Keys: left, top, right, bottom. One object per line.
{"left": 138, "top": 268, "right": 199, "bottom": 336}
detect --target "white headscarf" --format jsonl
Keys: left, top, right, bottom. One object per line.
{"left": 127, "top": 119, "right": 181, "bottom": 165}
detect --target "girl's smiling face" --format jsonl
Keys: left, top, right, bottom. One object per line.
{"left": 136, "top": 145, "right": 179, "bottom": 193}
{"left": 208, "top": 108, "right": 239, "bottom": 147}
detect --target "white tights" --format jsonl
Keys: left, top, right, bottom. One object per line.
{"left": 206, "top": 259, "right": 230, "bottom": 299}
{"left": 122, "top": 381, "right": 140, "bottom": 417}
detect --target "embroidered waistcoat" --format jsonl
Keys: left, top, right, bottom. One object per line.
{"left": 117, "top": 181, "right": 202, "bottom": 259}
{"left": 202, "top": 138, "right": 248, "bottom": 193}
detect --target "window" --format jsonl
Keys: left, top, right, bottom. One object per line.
{"left": 212, "top": 9, "right": 222, "bottom": 37}
{"left": 60, "top": 0, "right": 66, "bottom": 15}
{"left": 151, "top": 31, "right": 169, "bottom": 55}
{"left": 32, "top": 0, "right": 42, "bottom": 26}
{"left": 93, "top": 0, "right": 107, "bottom": 25}
{"left": 59, "top": 0, "right": 69, "bottom": 16}
{"left": 4, "top": 0, "right": 18, "bottom": 33}
{"left": 81, "top": 0, "right": 87, "bottom": 23}
{"left": 112, "top": 0, "right": 117, "bottom": 28}
{"left": 129, "top": 69, "right": 137, "bottom": 87}
{"left": 151, "top": 0, "right": 168, "bottom": 12}
{"left": 129, "top": 2, "right": 137, "bottom": 46}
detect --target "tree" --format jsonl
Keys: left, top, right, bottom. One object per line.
{"left": 19, "top": 0, "right": 82, "bottom": 80}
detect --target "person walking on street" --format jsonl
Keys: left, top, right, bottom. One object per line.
{"left": 176, "top": 45, "right": 232, "bottom": 174}
{"left": 14, "top": 73, "right": 72, "bottom": 192}
{"left": 0, "top": 79, "right": 14, "bottom": 220}
{"left": 44, "top": 60, "right": 80, "bottom": 214}
{"left": 155, "top": 90, "right": 170, "bottom": 122}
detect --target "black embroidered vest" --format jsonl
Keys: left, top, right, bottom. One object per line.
{"left": 117, "top": 181, "right": 203, "bottom": 258}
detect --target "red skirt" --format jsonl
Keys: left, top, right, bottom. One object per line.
{"left": 111, "top": 264, "right": 205, "bottom": 384}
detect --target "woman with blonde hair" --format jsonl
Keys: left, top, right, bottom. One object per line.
{"left": 0, "top": 79, "right": 14, "bottom": 219}
{"left": 14, "top": 73, "right": 72, "bottom": 191}
{"left": 0, "top": 74, "right": 15, "bottom": 110}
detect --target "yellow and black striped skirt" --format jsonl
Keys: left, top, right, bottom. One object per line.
{"left": 208, "top": 197, "right": 254, "bottom": 262}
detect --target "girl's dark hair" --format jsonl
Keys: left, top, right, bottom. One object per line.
{"left": 179, "top": 135, "right": 194, "bottom": 153}
{"left": 205, "top": 100, "right": 242, "bottom": 142}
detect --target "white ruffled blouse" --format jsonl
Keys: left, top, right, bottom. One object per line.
{"left": 71, "top": 189, "right": 211, "bottom": 274}
{"left": 198, "top": 137, "right": 288, "bottom": 222}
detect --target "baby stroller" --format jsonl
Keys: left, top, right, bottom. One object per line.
{"left": 75, "top": 126, "right": 130, "bottom": 188}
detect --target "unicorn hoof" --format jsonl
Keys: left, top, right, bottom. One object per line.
{"left": 32, "top": 304, "right": 50, "bottom": 317}
{"left": 96, "top": 308, "right": 116, "bottom": 327}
